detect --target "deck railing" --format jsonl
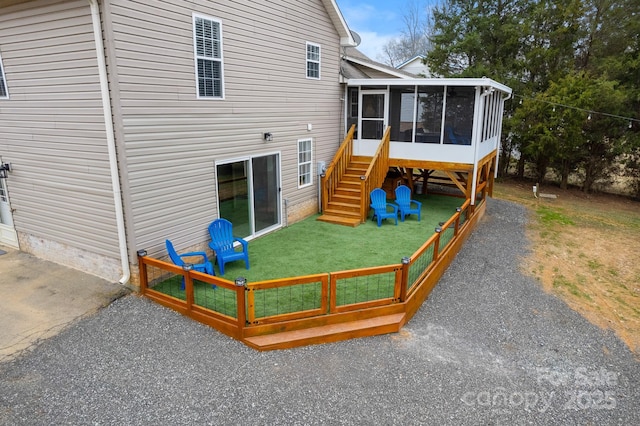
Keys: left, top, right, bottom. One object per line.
{"left": 138, "top": 196, "right": 480, "bottom": 350}
{"left": 321, "top": 124, "right": 355, "bottom": 213}
{"left": 359, "top": 126, "right": 391, "bottom": 222}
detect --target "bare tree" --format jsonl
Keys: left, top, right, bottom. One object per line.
{"left": 377, "top": 1, "right": 431, "bottom": 67}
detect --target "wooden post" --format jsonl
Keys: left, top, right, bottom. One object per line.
{"left": 183, "top": 264, "right": 194, "bottom": 312}
{"left": 399, "top": 257, "right": 410, "bottom": 302}
{"left": 235, "top": 277, "right": 247, "bottom": 331}
{"left": 433, "top": 227, "right": 442, "bottom": 261}
{"left": 137, "top": 249, "right": 148, "bottom": 294}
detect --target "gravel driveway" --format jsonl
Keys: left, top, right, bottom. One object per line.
{"left": 1, "top": 198, "right": 638, "bottom": 425}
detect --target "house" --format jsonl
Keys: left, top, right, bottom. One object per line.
{"left": 0, "top": 0, "right": 511, "bottom": 286}
{"left": 0, "top": 0, "right": 357, "bottom": 284}
{"left": 397, "top": 55, "right": 431, "bottom": 77}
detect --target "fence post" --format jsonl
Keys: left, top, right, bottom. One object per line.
{"left": 137, "top": 249, "right": 148, "bottom": 294}
{"left": 454, "top": 207, "right": 461, "bottom": 234}
{"left": 235, "top": 277, "right": 247, "bottom": 332}
{"left": 433, "top": 227, "right": 442, "bottom": 261}
{"left": 183, "top": 263, "right": 194, "bottom": 311}
{"left": 399, "top": 256, "right": 410, "bottom": 302}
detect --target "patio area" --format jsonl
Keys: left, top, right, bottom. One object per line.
{"left": 138, "top": 192, "right": 482, "bottom": 350}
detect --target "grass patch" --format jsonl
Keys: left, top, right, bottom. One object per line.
{"left": 219, "top": 193, "right": 463, "bottom": 282}
{"left": 536, "top": 205, "right": 574, "bottom": 226}
{"left": 151, "top": 194, "right": 466, "bottom": 318}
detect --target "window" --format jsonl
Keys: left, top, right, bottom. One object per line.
{"left": 298, "top": 138, "right": 313, "bottom": 187}
{"left": 443, "top": 86, "right": 475, "bottom": 145}
{"left": 306, "top": 42, "right": 320, "bottom": 79}
{"left": 0, "top": 52, "right": 8, "bottom": 99}
{"left": 193, "top": 14, "right": 224, "bottom": 98}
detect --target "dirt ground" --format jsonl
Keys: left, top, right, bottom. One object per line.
{"left": 493, "top": 179, "right": 640, "bottom": 356}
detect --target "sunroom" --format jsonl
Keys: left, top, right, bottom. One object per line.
{"left": 318, "top": 78, "right": 512, "bottom": 226}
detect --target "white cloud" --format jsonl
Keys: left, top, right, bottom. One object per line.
{"left": 355, "top": 31, "right": 396, "bottom": 62}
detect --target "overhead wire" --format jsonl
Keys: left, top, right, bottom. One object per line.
{"left": 511, "top": 93, "right": 640, "bottom": 125}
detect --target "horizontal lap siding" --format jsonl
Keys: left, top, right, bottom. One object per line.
{"left": 0, "top": 0, "right": 120, "bottom": 257}
{"left": 109, "top": 0, "right": 343, "bottom": 254}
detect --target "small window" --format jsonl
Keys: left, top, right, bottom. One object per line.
{"left": 193, "top": 14, "right": 224, "bottom": 98}
{"left": 306, "top": 42, "right": 320, "bottom": 79}
{"left": 0, "top": 52, "right": 8, "bottom": 99}
{"left": 298, "top": 138, "right": 313, "bottom": 187}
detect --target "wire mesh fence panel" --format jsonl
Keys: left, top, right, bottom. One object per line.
{"left": 194, "top": 283, "right": 238, "bottom": 318}
{"left": 146, "top": 265, "right": 184, "bottom": 298}
{"left": 252, "top": 281, "right": 323, "bottom": 319}
{"left": 335, "top": 271, "right": 396, "bottom": 306}
{"left": 440, "top": 226, "right": 456, "bottom": 251}
{"left": 408, "top": 244, "right": 435, "bottom": 290}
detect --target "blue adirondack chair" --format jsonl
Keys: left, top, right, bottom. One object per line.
{"left": 394, "top": 185, "right": 422, "bottom": 222}
{"left": 208, "top": 219, "right": 250, "bottom": 275}
{"left": 445, "top": 126, "right": 471, "bottom": 145}
{"left": 369, "top": 188, "right": 398, "bottom": 227}
{"left": 165, "top": 239, "right": 215, "bottom": 290}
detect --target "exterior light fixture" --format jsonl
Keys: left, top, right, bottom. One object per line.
{"left": 0, "top": 162, "right": 12, "bottom": 179}
{"left": 136, "top": 249, "right": 147, "bottom": 257}
{"left": 235, "top": 276, "right": 247, "bottom": 287}
{"left": 263, "top": 132, "right": 273, "bottom": 141}
{"left": 182, "top": 263, "right": 194, "bottom": 271}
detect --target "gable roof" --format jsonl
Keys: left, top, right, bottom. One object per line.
{"left": 321, "top": 0, "right": 357, "bottom": 47}
{"left": 341, "top": 47, "right": 415, "bottom": 80}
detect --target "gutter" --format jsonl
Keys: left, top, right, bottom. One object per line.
{"left": 89, "top": 0, "right": 130, "bottom": 285}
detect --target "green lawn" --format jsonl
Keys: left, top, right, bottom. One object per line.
{"left": 220, "top": 193, "right": 463, "bottom": 282}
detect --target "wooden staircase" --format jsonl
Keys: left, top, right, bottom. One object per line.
{"left": 317, "top": 156, "right": 371, "bottom": 226}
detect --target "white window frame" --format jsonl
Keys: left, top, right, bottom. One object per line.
{"left": 306, "top": 42, "right": 321, "bottom": 80}
{"left": 193, "top": 13, "right": 224, "bottom": 99}
{"left": 0, "top": 52, "right": 8, "bottom": 99}
{"left": 298, "top": 138, "right": 313, "bottom": 188}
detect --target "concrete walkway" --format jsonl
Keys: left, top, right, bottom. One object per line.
{"left": 0, "top": 246, "right": 129, "bottom": 362}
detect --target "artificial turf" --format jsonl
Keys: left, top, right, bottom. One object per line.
{"left": 150, "top": 193, "right": 465, "bottom": 317}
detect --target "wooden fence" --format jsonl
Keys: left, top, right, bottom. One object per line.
{"left": 139, "top": 197, "right": 485, "bottom": 350}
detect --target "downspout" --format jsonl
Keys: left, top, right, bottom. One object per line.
{"left": 470, "top": 87, "right": 490, "bottom": 205}
{"left": 494, "top": 92, "right": 512, "bottom": 179}
{"left": 89, "top": 0, "right": 130, "bottom": 285}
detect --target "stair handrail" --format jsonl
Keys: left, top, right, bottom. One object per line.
{"left": 321, "top": 124, "right": 356, "bottom": 213}
{"left": 359, "top": 126, "right": 391, "bottom": 222}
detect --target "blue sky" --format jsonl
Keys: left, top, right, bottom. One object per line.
{"left": 335, "top": 0, "right": 435, "bottom": 61}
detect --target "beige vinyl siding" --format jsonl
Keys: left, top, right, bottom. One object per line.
{"left": 108, "top": 0, "right": 344, "bottom": 255}
{"left": 0, "top": 0, "right": 120, "bottom": 258}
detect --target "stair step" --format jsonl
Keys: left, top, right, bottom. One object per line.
{"left": 316, "top": 214, "right": 362, "bottom": 226}
{"left": 326, "top": 202, "right": 360, "bottom": 213}
{"left": 331, "top": 194, "right": 360, "bottom": 203}
{"left": 243, "top": 313, "right": 405, "bottom": 350}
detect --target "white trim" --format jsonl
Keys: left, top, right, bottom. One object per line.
{"left": 214, "top": 151, "right": 283, "bottom": 240}
{"left": 320, "top": 0, "right": 356, "bottom": 46}
{"left": 306, "top": 42, "right": 321, "bottom": 80}
{"left": 297, "top": 138, "right": 313, "bottom": 188}
{"left": 347, "top": 77, "right": 512, "bottom": 94}
{"left": 193, "top": 13, "right": 225, "bottom": 99}
{"left": 344, "top": 56, "right": 412, "bottom": 79}
{"left": 0, "top": 51, "right": 8, "bottom": 99}
{"left": 397, "top": 55, "right": 426, "bottom": 69}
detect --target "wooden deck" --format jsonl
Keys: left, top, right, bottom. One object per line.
{"left": 138, "top": 197, "right": 486, "bottom": 351}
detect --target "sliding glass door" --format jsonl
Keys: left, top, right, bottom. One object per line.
{"left": 216, "top": 153, "right": 280, "bottom": 239}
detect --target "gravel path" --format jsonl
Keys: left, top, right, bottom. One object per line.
{"left": 1, "top": 198, "right": 638, "bottom": 425}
